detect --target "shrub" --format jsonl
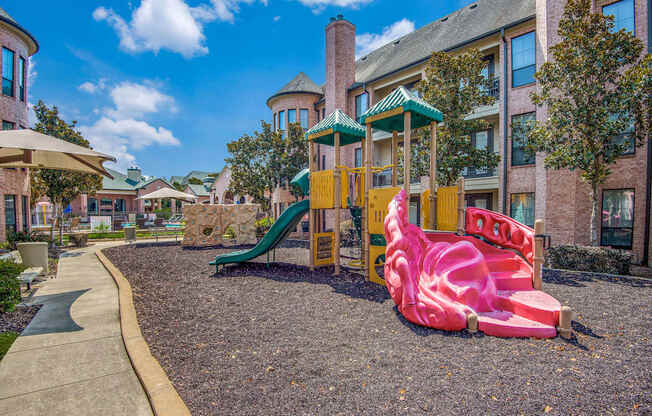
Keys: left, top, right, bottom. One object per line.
{"left": 69, "top": 233, "right": 88, "bottom": 247}
{"left": 154, "top": 209, "right": 172, "bottom": 220}
{"left": 255, "top": 217, "right": 274, "bottom": 235}
{"left": 6, "top": 230, "right": 50, "bottom": 250}
{"left": 545, "top": 245, "right": 632, "bottom": 276}
{"left": 0, "top": 259, "right": 26, "bottom": 312}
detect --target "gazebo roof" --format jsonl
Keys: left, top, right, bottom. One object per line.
{"left": 360, "top": 86, "right": 443, "bottom": 132}
{"left": 305, "top": 109, "right": 365, "bottom": 146}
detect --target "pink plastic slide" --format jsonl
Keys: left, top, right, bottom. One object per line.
{"left": 384, "top": 190, "right": 562, "bottom": 338}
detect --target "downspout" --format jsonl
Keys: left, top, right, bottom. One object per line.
{"left": 643, "top": 0, "right": 652, "bottom": 265}
{"left": 501, "top": 28, "right": 509, "bottom": 215}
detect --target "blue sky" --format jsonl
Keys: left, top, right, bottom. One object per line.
{"left": 6, "top": 0, "right": 472, "bottom": 178}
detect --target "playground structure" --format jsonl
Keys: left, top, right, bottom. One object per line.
{"left": 303, "top": 86, "right": 571, "bottom": 338}
{"left": 209, "top": 85, "right": 571, "bottom": 338}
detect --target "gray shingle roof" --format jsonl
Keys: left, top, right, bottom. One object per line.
{"left": 0, "top": 7, "right": 16, "bottom": 23}
{"left": 355, "top": 0, "right": 535, "bottom": 84}
{"left": 186, "top": 183, "right": 211, "bottom": 197}
{"left": 267, "top": 72, "right": 323, "bottom": 106}
{"left": 103, "top": 168, "right": 172, "bottom": 191}
{"left": 0, "top": 6, "right": 39, "bottom": 55}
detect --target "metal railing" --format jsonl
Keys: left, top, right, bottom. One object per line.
{"left": 485, "top": 77, "right": 500, "bottom": 100}
{"left": 463, "top": 167, "right": 497, "bottom": 179}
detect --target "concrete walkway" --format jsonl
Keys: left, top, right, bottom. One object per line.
{"left": 0, "top": 242, "right": 153, "bottom": 416}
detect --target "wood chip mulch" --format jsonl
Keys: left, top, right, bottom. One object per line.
{"left": 104, "top": 243, "right": 652, "bottom": 416}
{"left": 0, "top": 305, "right": 41, "bottom": 334}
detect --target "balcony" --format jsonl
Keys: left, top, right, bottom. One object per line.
{"left": 485, "top": 77, "right": 500, "bottom": 100}
{"left": 463, "top": 167, "right": 496, "bottom": 179}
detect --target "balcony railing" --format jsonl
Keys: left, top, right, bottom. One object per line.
{"left": 485, "top": 77, "right": 500, "bottom": 100}
{"left": 463, "top": 167, "right": 496, "bottom": 179}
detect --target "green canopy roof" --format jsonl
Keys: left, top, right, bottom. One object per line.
{"left": 360, "top": 86, "right": 443, "bottom": 132}
{"left": 305, "top": 109, "right": 365, "bottom": 146}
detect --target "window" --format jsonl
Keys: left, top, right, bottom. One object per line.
{"left": 300, "top": 109, "right": 309, "bottom": 129}
{"left": 601, "top": 189, "right": 634, "bottom": 249}
{"left": 2, "top": 120, "right": 14, "bottom": 130}
{"left": 603, "top": 0, "right": 635, "bottom": 33}
{"left": 464, "top": 129, "right": 495, "bottom": 177}
{"left": 511, "top": 112, "right": 536, "bottom": 166}
{"left": 273, "top": 113, "right": 276, "bottom": 131}
{"left": 322, "top": 108, "right": 325, "bottom": 120}
{"left": 21, "top": 195, "right": 28, "bottom": 231}
{"left": 510, "top": 193, "right": 535, "bottom": 227}
{"left": 355, "top": 92, "right": 368, "bottom": 123}
{"left": 511, "top": 32, "right": 535, "bottom": 87}
{"left": 288, "top": 109, "right": 297, "bottom": 124}
{"left": 114, "top": 199, "right": 126, "bottom": 212}
{"left": 278, "top": 110, "right": 285, "bottom": 131}
{"left": 354, "top": 147, "right": 362, "bottom": 168}
{"left": 18, "top": 57, "right": 24, "bottom": 101}
{"left": 315, "top": 109, "right": 320, "bottom": 122}
{"left": 88, "top": 198, "right": 98, "bottom": 214}
{"left": 4, "top": 195, "right": 16, "bottom": 233}
{"left": 100, "top": 198, "right": 113, "bottom": 214}
{"left": 2, "top": 47, "right": 14, "bottom": 97}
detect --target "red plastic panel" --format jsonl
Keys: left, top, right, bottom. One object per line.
{"left": 383, "top": 190, "right": 560, "bottom": 338}
{"left": 465, "top": 207, "right": 534, "bottom": 264}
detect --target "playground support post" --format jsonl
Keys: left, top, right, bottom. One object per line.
{"left": 309, "top": 140, "right": 315, "bottom": 271}
{"left": 364, "top": 124, "right": 372, "bottom": 278}
{"left": 559, "top": 306, "right": 572, "bottom": 339}
{"left": 429, "top": 121, "right": 437, "bottom": 230}
{"left": 403, "top": 111, "right": 412, "bottom": 196}
{"left": 533, "top": 220, "right": 544, "bottom": 290}
{"left": 392, "top": 130, "right": 398, "bottom": 187}
{"left": 334, "top": 132, "right": 341, "bottom": 275}
{"left": 456, "top": 177, "right": 465, "bottom": 235}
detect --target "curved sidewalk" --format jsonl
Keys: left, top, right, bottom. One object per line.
{"left": 0, "top": 242, "right": 153, "bottom": 415}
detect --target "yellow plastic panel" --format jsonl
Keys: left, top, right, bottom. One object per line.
{"left": 340, "top": 168, "right": 349, "bottom": 209}
{"left": 368, "top": 187, "right": 401, "bottom": 235}
{"left": 368, "top": 245, "right": 386, "bottom": 285}
{"left": 421, "top": 189, "right": 430, "bottom": 230}
{"left": 353, "top": 171, "right": 365, "bottom": 207}
{"left": 313, "top": 232, "right": 334, "bottom": 266}
{"left": 437, "top": 186, "right": 458, "bottom": 231}
{"left": 310, "top": 170, "right": 334, "bottom": 209}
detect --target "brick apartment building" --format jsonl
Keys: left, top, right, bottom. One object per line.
{"left": 267, "top": 0, "right": 651, "bottom": 265}
{"left": 0, "top": 7, "right": 37, "bottom": 242}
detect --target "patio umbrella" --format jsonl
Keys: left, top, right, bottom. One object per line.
{"left": 0, "top": 129, "right": 116, "bottom": 178}
{"left": 137, "top": 187, "right": 198, "bottom": 203}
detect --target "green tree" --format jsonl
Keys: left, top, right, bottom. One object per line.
{"left": 226, "top": 121, "right": 283, "bottom": 212}
{"left": 526, "top": 0, "right": 651, "bottom": 245}
{"left": 31, "top": 101, "right": 103, "bottom": 245}
{"left": 187, "top": 177, "right": 203, "bottom": 185}
{"left": 171, "top": 181, "right": 185, "bottom": 191}
{"left": 417, "top": 49, "right": 500, "bottom": 186}
{"left": 226, "top": 121, "right": 308, "bottom": 212}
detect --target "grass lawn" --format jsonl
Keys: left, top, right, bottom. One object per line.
{"left": 0, "top": 332, "right": 18, "bottom": 361}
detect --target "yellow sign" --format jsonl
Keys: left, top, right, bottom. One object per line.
{"left": 314, "top": 232, "right": 334, "bottom": 266}
{"left": 437, "top": 186, "right": 458, "bottom": 231}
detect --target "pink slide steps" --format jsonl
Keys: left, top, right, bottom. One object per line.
{"left": 384, "top": 190, "right": 563, "bottom": 338}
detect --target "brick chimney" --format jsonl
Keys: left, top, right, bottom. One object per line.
{"left": 325, "top": 14, "right": 355, "bottom": 115}
{"left": 127, "top": 166, "right": 142, "bottom": 182}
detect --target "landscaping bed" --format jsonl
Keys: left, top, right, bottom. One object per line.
{"left": 104, "top": 244, "right": 652, "bottom": 416}
{"left": 0, "top": 305, "right": 41, "bottom": 361}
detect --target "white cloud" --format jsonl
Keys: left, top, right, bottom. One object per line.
{"left": 106, "top": 81, "right": 176, "bottom": 119}
{"left": 295, "top": 0, "right": 373, "bottom": 13}
{"left": 273, "top": 15, "right": 281, "bottom": 22}
{"left": 78, "top": 78, "right": 107, "bottom": 94}
{"left": 355, "top": 18, "right": 415, "bottom": 58}
{"left": 79, "top": 117, "right": 181, "bottom": 170}
{"left": 93, "top": 0, "right": 260, "bottom": 58}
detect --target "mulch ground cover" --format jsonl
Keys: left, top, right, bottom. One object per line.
{"left": 0, "top": 305, "right": 41, "bottom": 334}
{"left": 104, "top": 243, "right": 652, "bottom": 416}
